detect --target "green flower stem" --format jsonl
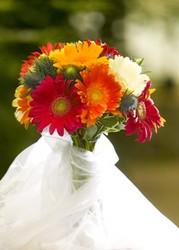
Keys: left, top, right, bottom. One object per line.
{"left": 72, "top": 164, "right": 90, "bottom": 190}
{"left": 71, "top": 133, "right": 96, "bottom": 152}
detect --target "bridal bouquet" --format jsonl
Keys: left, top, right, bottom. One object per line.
{"left": 12, "top": 39, "right": 165, "bottom": 151}
{"left": 3, "top": 40, "right": 179, "bottom": 250}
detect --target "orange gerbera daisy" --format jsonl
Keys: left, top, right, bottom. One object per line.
{"left": 49, "top": 41, "right": 108, "bottom": 71}
{"left": 12, "top": 85, "right": 32, "bottom": 128}
{"left": 75, "top": 64, "right": 123, "bottom": 127}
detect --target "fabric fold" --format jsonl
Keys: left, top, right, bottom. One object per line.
{"left": 0, "top": 132, "right": 179, "bottom": 250}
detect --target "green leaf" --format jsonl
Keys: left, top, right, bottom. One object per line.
{"left": 98, "top": 115, "right": 118, "bottom": 128}
{"left": 107, "top": 123, "right": 125, "bottom": 133}
{"left": 135, "top": 58, "right": 144, "bottom": 65}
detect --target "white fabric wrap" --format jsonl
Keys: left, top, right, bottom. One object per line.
{"left": 0, "top": 131, "right": 179, "bottom": 250}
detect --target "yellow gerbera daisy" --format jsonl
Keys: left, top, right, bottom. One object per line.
{"left": 12, "top": 85, "right": 32, "bottom": 128}
{"left": 49, "top": 41, "right": 108, "bottom": 71}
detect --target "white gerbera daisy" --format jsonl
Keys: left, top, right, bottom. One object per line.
{"left": 109, "top": 55, "right": 150, "bottom": 96}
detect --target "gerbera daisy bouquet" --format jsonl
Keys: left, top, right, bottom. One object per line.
{"left": 12, "top": 39, "right": 165, "bottom": 151}
{"left": 2, "top": 40, "right": 179, "bottom": 250}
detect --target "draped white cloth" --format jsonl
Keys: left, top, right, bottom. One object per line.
{"left": 0, "top": 131, "right": 179, "bottom": 250}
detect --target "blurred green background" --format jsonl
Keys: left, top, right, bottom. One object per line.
{"left": 0, "top": 0, "right": 179, "bottom": 225}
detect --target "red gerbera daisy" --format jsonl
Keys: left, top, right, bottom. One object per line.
{"left": 125, "top": 81, "right": 165, "bottom": 143}
{"left": 20, "top": 51, "right": 40, "bottom": 77}
{"left": 40, "top": 42, "right": 64, "bottom": 55}
{"left": 29, "top": 75, "right": 84, "bottom": 136}
{"left": 95, "top": 39, "right": 120, "bottom": 58}
{"left": 85, "top": 39, "right": 120, "bottom": 58}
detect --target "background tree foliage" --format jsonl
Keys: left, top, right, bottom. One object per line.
{"left": 0, "top": 0, "right": 179, "bottom": 224}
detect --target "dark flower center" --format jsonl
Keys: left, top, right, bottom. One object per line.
{"left": 52, "top": 97, "right": 71, "bottom": 116}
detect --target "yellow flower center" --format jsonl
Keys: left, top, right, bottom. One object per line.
{"left": 89, "top": 88, "right": 104, "bottom": 103}
{"left": 52, "top": 97, "right": 70, "bottom": 116}
{"left": 137, "top": 101, "right": 146, "bottom": 120}
{"left": 66, "top": 66, "right": 76, "bottom": 75}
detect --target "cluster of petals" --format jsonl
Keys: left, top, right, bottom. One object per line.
{"left": 12, "top": 40, "right": 165, "bottom": 142}
{"left": 125, "top": 82, "right": 165, "bottom": 142}
{"left": 12, "top": 85, "right": 32, "bottom": 128}
{"left": 109, "top": 55, "right": 149, "bottom": 96}
{"left": 75, "top": 64, "right": 123, "bottom": 127}
{"left": 49, "top": 40, "right": 108, "bottom": 70}
{"left": 29, "top": 75, "right": 84, "bottom": 136}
